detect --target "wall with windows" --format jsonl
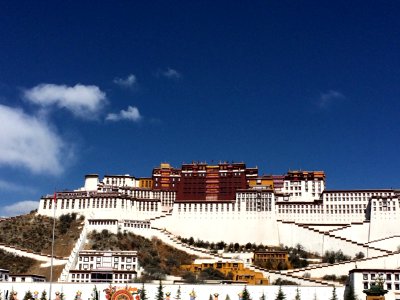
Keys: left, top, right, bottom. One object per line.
{"left": 350, "top": 269, "right": 400, "bottom": 300}
{"left": 0, "top": 269, "right": 9, "bottom": 282}
{"left": 68, "top": 250, "right": 140, "bottom": 283}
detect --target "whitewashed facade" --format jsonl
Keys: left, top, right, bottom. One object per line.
{"left": 68, "top": 250, "right": 140, "bottom": 284}
{"left": 37, "top": 174, "right": 400, "bottom": 256}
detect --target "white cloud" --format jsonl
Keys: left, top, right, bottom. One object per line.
{"left": 161, "top": 68, "right": 181, "bottom": 79}
{"left": 0, "top": 104, "right": 66, "bottom": 174}
{"left": 318, "top": 90, "right": 345, "bottom": 109}
{"left": 0, "top": 179, "right": 35, "bottom": 193}
{"left": 2, "top": 200, "right": 39, "bottom": 217}
{"left": 106, "top": 106, "right": 142, "bottom": 122}
{"left": 113, "top": 74, "right": 137, "bottom": 87}
{"left": 24, "top": 83, "right": 107, "bottom": 119}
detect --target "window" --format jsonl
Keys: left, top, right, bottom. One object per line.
{"left": 363, "top": 274, "right": 368, "bottom": 280}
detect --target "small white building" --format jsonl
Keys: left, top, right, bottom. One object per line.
{"left": 348, "top": 268, "right": 400, "bottom": 300}
{"left": 69, "top": 250, "right": 140, "bottom": 283}
{"left": 9, "top": 274, "right": 46, "bottom": 282}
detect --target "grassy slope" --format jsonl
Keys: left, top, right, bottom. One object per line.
{"left": 0, "top": 212, "right": 85, "bottom": 280}
{"left": 86, "top": 230, "right": 197, "bottom": 278}
{"left": 0, "top": 212, "right": 83, "bottom": 257}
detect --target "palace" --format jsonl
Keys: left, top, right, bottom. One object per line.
{"left": 37, "top": 162, "right": 400, "bottom": 257}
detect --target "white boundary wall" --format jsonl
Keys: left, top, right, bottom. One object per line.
{"left": 0, "top": 283, "right": 345, "bottom": 300}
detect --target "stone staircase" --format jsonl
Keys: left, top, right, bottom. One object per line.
{"left": 58, "top": 218, "right": 89, "bottom": 282}
{"left": 149, "top": 226, "right": 230, "bottom": 259}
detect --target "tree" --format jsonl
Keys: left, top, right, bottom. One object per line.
{"left": 260, "top": 293, "right": 265, "bottom": 300}
{"left": 199, "top": 267, "right": 227, "bottom": 280}
{"left": 344, "top": 284, "right": 357, "bottom": 300}
{"left": 209, "top": 295, "right": 213, "bottom": 300}
{"left": 242, "top": 286, "right": 251, "bottom": 300}
{"left": 40, "top": 290, "right": 47, "bottom": 300}
{"left": 140, "top": 283, "right": 148, "bottom": 300}
{"left": 182, "top": 271, "right": 199, "bottom": 283}
{"left": 216, "top": 241, "right": 226, "bottom": 250}
{"left": 354, "top": 252, "right": 365, "bottom": 260}
{"left": 294, "top": 288, "right": 301, "bottom": 300}
{"left": 225, "top": 295, "right": 231, "bottom": 300}
{"left": 273, "top": 278, "right": 298, "bottom": 286}
{"left": 330, "top": 287, "right": 338, "bottom": 300}
{"left": 23, "top": 290, "right": 33, "bottom": 300}
{"left": 155, "top": 280, "right": 164, "bottom": 300}
{"left": 23, "top": 291, "right": 33, "bottom": 300}
{"left": 174, "top": 286, "right": 181, "bottom": 300}
{"left": 275, "top": 286, "right": 286, "bottom": 300}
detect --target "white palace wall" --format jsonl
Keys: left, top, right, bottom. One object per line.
{"left": 152, "top": 204, "right": 280, "bottom": 245}
{"left": 277, "top": 221, "right": 385, "bottom": 257}
{"left": 368, "top": 236, "right": 400, "bottom": 252}
{"left": 326, "top": 223, "right": 370, "bottom": 243}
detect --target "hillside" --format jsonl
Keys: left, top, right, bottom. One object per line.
{"left": 0, "top": 249, "right": 65, "bottom": 280}
{"left": 0, "top": 249, "right": 36, "bottom": 273}
{"left": 86, "top": 229, "right": 197, "bottom": 280}
{"left": 0, "top": 212, "right": 84, "bottom": 257}
{"left": 0, "top": 212, "right": 84, "bottom": 280}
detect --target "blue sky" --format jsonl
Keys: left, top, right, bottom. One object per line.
{"left": 0, "top": 1, "right": 399, "bottom": 216}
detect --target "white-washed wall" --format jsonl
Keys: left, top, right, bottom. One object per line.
{"left": 153, "top": 204, "right": 280, "bottom": 244}
{"left": 367, "top": 236, "right": 400, "bottom": 252}
{"left": 0, "top": 283, "right": 345, "bottom": 300}
{"left": 277, "top": 222, "right": 385, "bottom": 257}
{"left": 327, "top": 222, "right": 370, "bottom": 243}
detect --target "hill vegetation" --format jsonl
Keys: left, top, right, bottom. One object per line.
{"left": 0, "top": 212, "right": 84, "bottom": 257}
{"left": 0, "top": 249, "right": 36, "bottom": 273}
{"left": 179, "top": 237, "right": 315, "bottom": 270}
{"left": 86, "top": 229, "right": 197, "bottom": 280}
